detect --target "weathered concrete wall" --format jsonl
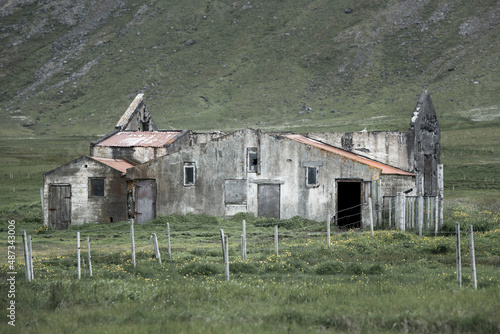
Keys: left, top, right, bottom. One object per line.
{"left": 165, "top": 130, "right": 191, "bottom": 154}
{"left": 380, "top": 174, "right": 416, "bottom": 197}
{"left": 190, "top": 131, "right": 226, "bottom": 145}
{"left": 306, "top": 131, "right": 412, "bottom": 171}
{"left": 128, "top": 129, "right": 381, "bottom": 224}
{"left": 91, "top": 146, "right": 168, "bottom": 164}
{"left": 43, "top": 156, "right": 128, "bottom": 227}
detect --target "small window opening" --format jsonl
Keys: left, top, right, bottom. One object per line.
{"left": 90, "top": 178, "right": 105, "bottom": 197}
{"left": 184, "top": 163, "right": 195, "bottom": 186}
{"left": 306, "top": 167, "right": 319, "bottom": 187}
{"left": 247, "top": 147, "right": 258, "bottom": 172}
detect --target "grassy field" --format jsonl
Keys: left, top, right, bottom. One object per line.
{"left": 1, "top": 1, "right": 500, "bottom": 332}
{"left": 1, "top": 211, "right": 499, "bottom": 333}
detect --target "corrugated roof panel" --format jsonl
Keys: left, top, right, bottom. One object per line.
{"left": 96, "top": 131, "right": 181, "bottom": 148}
{"left": 89, "top": 157, "right": 136, "bottom": 175}
{"left": 282, "top": 134, "right": 415, "bottom": 176}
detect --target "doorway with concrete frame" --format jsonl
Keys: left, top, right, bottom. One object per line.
{"left": 337, "top": 180, "right": 362, "bottom": 229}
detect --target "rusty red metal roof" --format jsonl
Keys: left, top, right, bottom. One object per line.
{"left": 96, "top": 131, "right": 181, "bottom": 148}
{"left": 89, "top": 157, "right": 136, "bottom": 175}
{"left": 282, "top": 134, "right": 415, "bottom": 176}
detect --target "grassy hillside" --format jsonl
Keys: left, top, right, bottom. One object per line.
{"left": 1, "top": 0, "right": 499, "bottom": 214}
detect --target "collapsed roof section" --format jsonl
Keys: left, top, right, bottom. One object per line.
{"left": 115, "top": 94, "right": 158, "bottom": 132}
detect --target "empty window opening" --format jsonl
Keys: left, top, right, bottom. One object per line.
{"left": 184, "top": 163, "right": 195, "bottom": 186}
{"left": 306, "top": 166, "right": 319, "bottom": 187}
{"left": 90, "top": 178, "right": 105, "bottom": 197}
{"left": 337, "top": 181, "right": 361, "bottom": 229}
{"left": 247, "top": 147, "right": 258, "bottom": 172}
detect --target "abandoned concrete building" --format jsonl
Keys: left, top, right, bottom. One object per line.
{"left": 43, "top": 91, "right": 441, "bottom": 229}
{"left": 43, "top": 94, "right": 221, "bottom": 228}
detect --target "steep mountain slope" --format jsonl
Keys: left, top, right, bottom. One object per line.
{"left": 1, "top": 0, "right": 499, "bottom": 135}
{"left": 0, "top": 0, "right": 499, "bottom": 206}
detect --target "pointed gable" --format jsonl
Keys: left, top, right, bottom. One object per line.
{"left": 115, "top": 94, "right": 158, "bottom": 131}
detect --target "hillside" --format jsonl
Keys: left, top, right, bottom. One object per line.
{"left": 0, "top": 0, "right": 499, "bottom": 211}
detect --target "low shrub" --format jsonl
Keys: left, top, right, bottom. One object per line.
{"left": 315, "top": 261, "right": 344, "bottom": 275}
{"left": 178, "top": 262, "right": 222, "bottom": 276}
{"left": 428, "top": 243, "right": 452, "bottom": 254}
{"left": 229, "top": 262, "right": 258, "bottom": 274}
{"left": 344, "top": 263, "right": 364, "bottom": 275}
{"left": 367, "top": 264, "right": 384, "bottom": 275}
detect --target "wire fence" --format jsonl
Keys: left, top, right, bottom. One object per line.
{"left": 381, "top": 195, "right": 441, "bottom": 231}
{"left": 12, "top": 197, "right": 480, "bottom": 284}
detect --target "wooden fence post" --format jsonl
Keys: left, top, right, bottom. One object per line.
{"left": 224, "top": 235, "right": 229, "bottom": 281}
{"left": 87, "top": 237, "right": 93, "bottom": 277}
{"left": 274, "top": 225, "right": 279, "bottom": 257}
{"left": 438, "top": 164, "right": 444, "bottom": 229}
{"left": 22, "top": 230, "right": 31, "bottom": 281}
{"left": 469, "top": 225, "right": 477, "bottom": 289}
{"left": 327, "top": 211, "right": 331, "bottom": 247}
{"left": 418, "top": 196, "right": 424, "bottom": 237}
{"left": 220, "top": 229, "right": 226, "bottom": 262}
{"left": 40, "top": 188, "right": 44, "bottom": 213}
{"left": 153, "top": 233, "right": 161, "bottom": 264}
{"left": 167, "top": 222, "right": 172, "bottom": 260}
{"left": 434, "top": 197, "right": 439, "bottom": 236}
{"left": 388, "top": 197, "right": 392, "bottom": 228}
{"left": 29, "top": 235, "right": 34, "bottom": 281}
{"left": 426, "top": 197, "right": 430, "bottom": 230}
{"left": 397, "top": 192, "right": 405, "bottom": 232}
{"left": 130, "top": 219, "right": 136, "bottom": 268}
{"left": 77, "top": 232, "right": 81, "bottom": 280}
{"left": 368, "top": 197, "right": 374, "bottom": 236}
{"left": 242, "top": 219, "right": 247, "bottom": 260}
{"left": 456, "top": 223, "right": 462, "bottom": 287}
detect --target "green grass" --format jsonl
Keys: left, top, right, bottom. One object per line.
{"left": 0, "top": 211, "right": 499, "bottom": 333}
{"left": 1, "top": 0, "right": 500, "bottom": 216}
{"left": 1, "top": 2, "right": 500, "bottom": 329}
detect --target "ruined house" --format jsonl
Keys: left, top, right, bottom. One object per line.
{"left": 43, "top": 91, "right": 441, "bottom": 229}
{"left": 127, "top": 129, "right": 415, "bottom": 228}
{"left": 43, "top": 94, "right": 200, "bottom": 228}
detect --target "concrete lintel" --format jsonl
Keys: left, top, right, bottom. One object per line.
{"left": 251, "top": 179, "right": 284, "bottom": 185}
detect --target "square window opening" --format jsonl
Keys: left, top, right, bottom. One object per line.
{"left": 306, "top": 167, "right": 319, "bottom": 187}
{"left": 90, "top": 178, "right": 105, "bottom": 197}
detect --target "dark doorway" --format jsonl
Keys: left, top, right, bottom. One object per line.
{"left": 258, "top": 184, "right": 280, "bottom": 219}
{"left": 337, "top": 181, "right": 361, "bottom": 229}
{"left": 136, "top": 180, "right": 156, "bottom": 223}
{"left": 48, "top": 184, "right": 71, "bottom": 230}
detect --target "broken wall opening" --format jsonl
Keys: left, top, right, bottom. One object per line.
{"left": 337, "top": 180, "right": 362, "bottom": 229}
